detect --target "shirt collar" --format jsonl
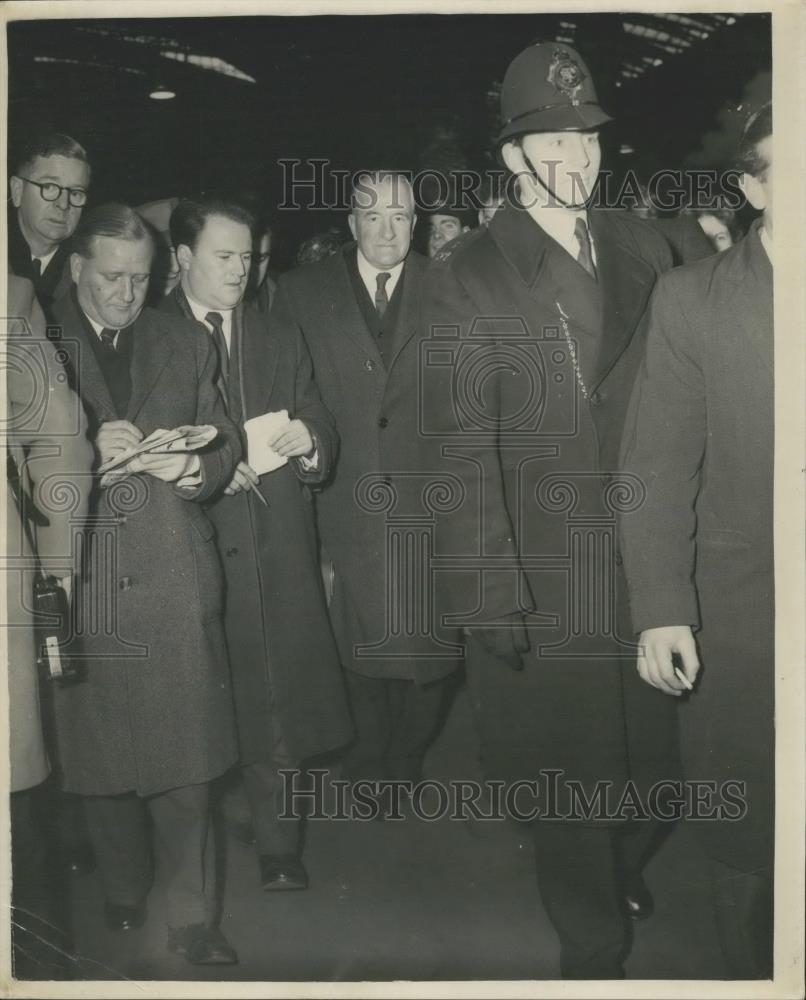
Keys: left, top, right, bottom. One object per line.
{"left": 759, "top": 224, "right": 772, "bottom": 264}
{"left": 523, "top": 194, "right": 591, "bottom": 263}
{"left": 356, "top": 248, "right": 405, "bottom": 301}
{"left": 182, "top": 286, "right": 234, "bottom": 336}
{"left": 33, "top": 247, "right": 59, "bottom": 272}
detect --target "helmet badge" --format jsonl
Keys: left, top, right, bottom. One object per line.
{"left": 547, "top": 46, "right": 586, "bottom": 107}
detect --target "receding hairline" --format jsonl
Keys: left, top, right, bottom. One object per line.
{"left": 77, "top": 232, "right": 155, "bottom": 259}
{"left": 350, "top": 172, "right": 415, "bottom": 214}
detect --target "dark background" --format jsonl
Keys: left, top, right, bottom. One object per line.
{"left": 7, "top": 12, "right": 771, "bottom": 268}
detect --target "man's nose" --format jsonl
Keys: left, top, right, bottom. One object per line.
{"left": 119, "top": 277, "right": 135, "bottom": 302}
{"left": 53, "top": 188, "right": 70, "bottom": 211}
{"left": 380, "top": 215, "right": 395, "bottom": 239}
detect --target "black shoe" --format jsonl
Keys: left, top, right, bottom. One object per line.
{"left": 65, "top": 842, "right": 96, "bottom": 875}
{"left": 104, "top": 899, "right": 147, "bottom": 932}
{"left": 167, "top": 923, "right": 238, "bottom": 965}
{"left": 259, "top": 854, "right": 308, "bottom": 891}
{"left": 620, "top": 873, "right": 654, "bottom": 921}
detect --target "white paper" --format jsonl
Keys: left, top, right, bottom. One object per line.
{"left": 244, "top": 409, "right": 291, "bottom": 475}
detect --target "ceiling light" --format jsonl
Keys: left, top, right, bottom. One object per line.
{"left": 149, "top": 84, "right": 176, "bottom": 100}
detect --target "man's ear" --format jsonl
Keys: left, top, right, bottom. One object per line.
{"left": 9, "top": 176, "right": 23, "bottom": 208}
{"left": 410, "top": 213, "right": 418, "bottom": 237}
{"left": 347, "top": 213, "right": 357, "bottom": 242}
{"left": 175, "top": 243, "right": 193, "bottom": 272}
{"left": 500, "top": 141, "right": 525, "bottom": 177}
{"left": 69, "top": 253, "right": 83, "bottom": 285}
{"left": 740, "top": 172, "right": 766, "bottom": 213}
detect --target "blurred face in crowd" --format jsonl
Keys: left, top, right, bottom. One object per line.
{"left": 741, "top": 134, "right": 773, "bottom": 238}
{"left": 349, "top": 175, "right": 416, "bottom": 269}
{"left": 697, "top": 213, "right": 734, "bottom": 253}
{"left": 503, "top": 130, "right": 601, "bottom": 209}
{"left": 427, "top": 214, "right": 469, "bottom": 258}
{"left": 10, "top": 154, "right": 90, "bottom": 255}
{"left": 255, "top": 230, "right": 272, "bottom": 287}
{"left": 70, "top": 235, "right": 153, "bottom": 330}
{"left": 177, "top": 213, "right": 253, "bottom": 311}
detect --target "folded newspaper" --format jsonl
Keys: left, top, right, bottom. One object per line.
{"left": 98, "top": 424, "right": 218, "bottom": 479}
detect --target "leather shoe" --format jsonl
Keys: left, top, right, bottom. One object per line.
{"left": 259, "top": 854, "right": 308, "bottom": 891}
{"left": 167, "top": 923, "right": 238, "bottom": 965}
{"left": 65, "top": 842, "right": 96, "bottom": 875}
{"left": 104, "top": 899, "right": 147, "bottom": 932}
{"left": 620, "top": 873, "right": 654, "bottom": 920}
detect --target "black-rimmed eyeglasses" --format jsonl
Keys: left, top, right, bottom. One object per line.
{"left": 16, "top": 176, "right": 88, "bottom": 208}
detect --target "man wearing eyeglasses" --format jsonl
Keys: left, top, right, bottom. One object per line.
{"left": 9, "top": 130, "right": 91, "bottom": 319}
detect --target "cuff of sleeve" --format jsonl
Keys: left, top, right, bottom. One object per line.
{"left": 175, "top": 454, "right": 203, "bottom": 491}
{"left": 298, "top": 443, "right": 320, "bottom": 472}
{"left": 628, "top": 584, "right": 700, "bottom": 635}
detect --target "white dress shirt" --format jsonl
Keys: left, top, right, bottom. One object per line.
{"left": 524, "top": 198, "right": 598, "bottom": 267}
{"left": 183, "top": 289, "right": 234, "bottom": 354}
{"left": 356, "top": 248, "right": 405, "bottom": 302}
{"left": 33, "top": 247, "right": 59, "bottom": 274}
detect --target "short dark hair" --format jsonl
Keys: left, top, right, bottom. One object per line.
{"left": 71, "top": 202, "right": 154, "bottom": 259}
{"left": 169, "top": 197, "right": 256, "bottom": 252}
{"left": 736, "top": 102, "right": 772, "bottom": 178}
{"left": 13, "top": 130, "right": 90, "bottom": 177}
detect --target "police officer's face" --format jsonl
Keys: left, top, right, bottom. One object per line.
{"left": 349, "top": 177, "right": 416, "bottom": 269}
{"left": 177, "top": 214, "right": 253, "bottom": 311}
{"left": 71, "top": 236, "right": 153, "bottom": 330}
{"left": 427, "top": 214, "right": 467, "bottom": 258}
{"left": 518, "top": 130, "right": 601, "bottom": 209}
{"left": 10, "top": 154, "right": 90, "bottom": 250}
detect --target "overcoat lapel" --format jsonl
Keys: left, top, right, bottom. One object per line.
{"left": 588, "top": 209, "right": 657, "bottom": 391}
{"left": 386, "top": 253, "right": 426, "bottom": 373}
{"left": 125, "top": 320, "right": 173, "bottom": 424}
{"left": 237, "top": 302, "right": 281, "bottom": 419}
{"left": 328, "top": 251, "right": 385, "bottom": 371}
{"left": 57, "top": 294, "right": 116, "bottom": 421}
{"left": 722, "top": 224, "right": 773, "bottom": 375}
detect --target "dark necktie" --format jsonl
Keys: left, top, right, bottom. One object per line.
{"left": 375, "top": 272, "right": 391, "bottom": 318}
{"left": 205, "top": 311, "right": 230, "bottom": 384}
{"left": 574, "top": 217, "right": 597, "bottom": 280}
{"left": 100, "top": 328, "right": 118, "bottom": 353}
{"left": 30, "top": 258, "right": 42, "bottom": 279}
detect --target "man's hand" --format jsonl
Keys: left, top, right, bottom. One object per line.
{"left": 128, "top": 450, "right": 197, "bottom": 484}
{"left": 267, "top": 419, "right": 314, "bottom": 459}
{"left": 467, "top": 615, "right": 530, "bottom": 671}
{"left": 96, "top": 420, "right": 143, "bottom": 466}
{"left": 224, "top": 460, "right": 260, "bottom": 496}
{"left": 638, "top": 625, "right": 700, "bottom": 696}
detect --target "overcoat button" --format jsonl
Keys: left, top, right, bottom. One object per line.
{"left": 378, "top": 416, "right": 389, "bottom": 428}
{"left": 119, "top": 576, "right": 132, "bottom": 591}
{"left": 226, "top": 547, "right": 239, "bottom": 557}
{"left": 590, "top": 390, "right": 602, "bottom": 406}
{"left": 614, "top": 551, "right": 624, "bottom": 566}
{"left": 364, "top": 359, "right": 375, "bottom": 371}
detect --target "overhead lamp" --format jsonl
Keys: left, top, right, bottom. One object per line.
{"left": 149, "top": 84, "right": 176, "bottom": 100}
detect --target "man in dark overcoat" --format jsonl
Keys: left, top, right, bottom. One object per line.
{"left": 619, "top": 104, "right": 774, "bottom": 978}
{"left": 52, "top": 203, "right": 241, "bottom": 965}
{"left": 421, "top": 44, "right": 679, "bottom": 979}
{"left": 270, "top": 172, "right": 460, "bottom": 794}
{"left": 162, "top": 197, "right": 352, "bottom": 891}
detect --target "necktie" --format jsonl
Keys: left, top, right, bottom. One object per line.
{"left": 30, "top": 258, "right": 42, "bottom": 279}
{"left": 100, "top": 328, "right": 118, "bottom": 353}
{"left": 205, "top": 311, "right": 230, "bottom": 385}
{"left": 574, "top": 218, "right": 597, "bottom": 280}
{"left": 375, "top": 272, "right": 391, "bottom": 318}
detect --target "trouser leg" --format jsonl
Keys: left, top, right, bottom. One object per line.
{"left": 10, "top": 786, "right": 71, "bottom": 980}
{"left": 340, "top": 671, "right": 392, "bottom": 782}
{"left": 83, "top": 792, "right": 151, "bottom": 907}
{"left": 710, "top": 857, "right": 773, "bottom": 979}
{"left": 242, "top": 753, "right": 300, "bottom": 857}
{"left": 533, "top": 822, "right": 626, "bottom": 979}
{"left": 385, "top": 677, "right": 448, "bottom": 781}
{"left": 147, "top": 783, "right": 215, "bottom": 928}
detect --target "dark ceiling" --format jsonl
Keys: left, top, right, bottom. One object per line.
{"left": 7, "top": 12, "right": 770, "bottom": 261}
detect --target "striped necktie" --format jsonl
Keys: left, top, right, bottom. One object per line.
{"left": 574, "top": 217, "right": 597, "bottom": 280}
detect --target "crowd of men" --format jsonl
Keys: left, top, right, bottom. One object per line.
{"left": 6, "top": 40, "right": 774, "bottom": 983}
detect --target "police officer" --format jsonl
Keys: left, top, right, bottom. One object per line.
{"left": 422, "top": 43, "right": 678, "bottom": 979}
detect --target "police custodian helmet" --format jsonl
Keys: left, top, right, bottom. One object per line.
{"left": 498, "top": 42, "right": 613, "bottom": 144}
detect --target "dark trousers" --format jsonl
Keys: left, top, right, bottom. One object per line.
{"left": 241, "top": 749, "right": 301, "bottom": 858}
{"left": 83, "top": 783, "right": 215, "bottom": 928}
{"left": 340, "top": 671, "right": 447, "bottom": 782}
{"left": 710, "top": 858, "right": 773, "bottom": 979}
{"left": 10, "top": 786, "right": 72, "bottom": 980}
{"left": 533, "top": 819, "right": 662, "bottom": 979}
